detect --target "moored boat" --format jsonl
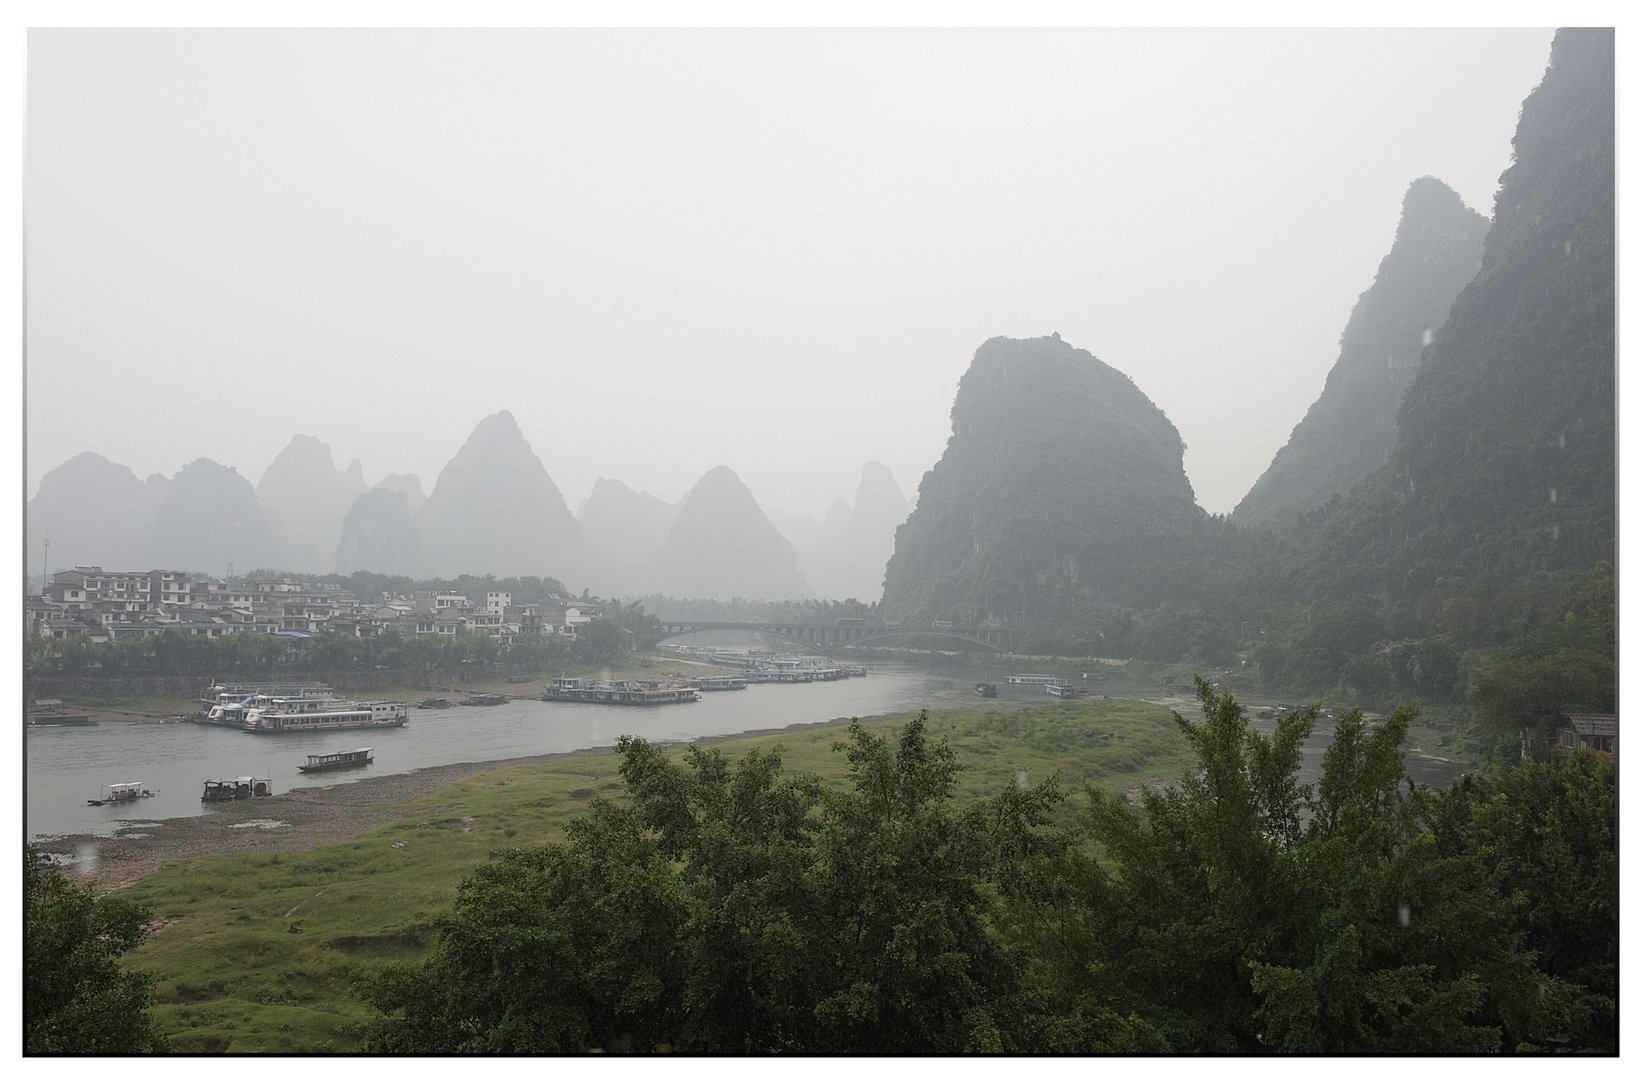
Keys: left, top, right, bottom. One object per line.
{"left": 202, "top": 776, "right": 273, "bottom": 801}
{"left": 544, "top": 677, "right": 700, "bottom": 706}
{"left": 975, "top": 683, "right": 997, "bottom": 698}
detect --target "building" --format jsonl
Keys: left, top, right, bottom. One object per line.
{"left": 1555, "top": 714, "right": 1616, "bottom": 759}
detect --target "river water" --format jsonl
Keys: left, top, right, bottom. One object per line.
{"left": 25, "top": 665, "right": 984, "bottom": 840}
{"left": 25, "top": 666, "right": 1473, "bottom": 841}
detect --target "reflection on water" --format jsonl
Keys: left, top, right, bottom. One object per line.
{"left": 25, "top": 666, "right": 1475, "bottom": 840}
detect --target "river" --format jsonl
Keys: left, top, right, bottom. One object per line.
{"left": 25, "top": 665, "right": 985, "bottom": 840}
{"left": 25, "top": 665, "right": 1474, "bottom": 841}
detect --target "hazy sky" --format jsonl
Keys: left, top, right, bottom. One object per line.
{"left": 26, "top": 28, "right": 1556, "bottom": 520}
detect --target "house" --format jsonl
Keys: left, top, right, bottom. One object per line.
{"left": 1555, "top": 714, "right": 1616, "bottom": 759}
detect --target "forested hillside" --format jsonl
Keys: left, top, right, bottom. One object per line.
{"left": 882, "top": 334, "right": 1214, "bottom": 624}
{"left": 1231, "top": 177, "right": 1489, "bottom": 530}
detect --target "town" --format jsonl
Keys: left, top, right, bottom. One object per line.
{"left": 27, "top": 565, "right": 604, "bottom": 652}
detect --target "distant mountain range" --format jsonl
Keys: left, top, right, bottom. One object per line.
{"left": 28, "top": 412, "right": 908, "bottom": 604}
{"left": 27, "top": 30, "right": 1609, "bottom": 640}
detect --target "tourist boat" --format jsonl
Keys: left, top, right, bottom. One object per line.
{"left": 1046, "top": 683, "right": 1077, "bottom": 698}
{"left": 237, "top": 696, "right": 409, "bottom": 733}
{"left": 88, "top": 782, "right": 158, "bottom": 806}
{"left": 689, "top": 676, "right": 748, "bottom": 692}
{"left": 297, "top": 748, "right": 373, "bottom": 773}
{"left": 201, "top": 776, "right": 273, "bottom": 801}
{"left": 544, "top": 677, "right": 700, "bottom": 706}
{"left": 974, "top": 683, "right": 997, "bottom": 698}
{"left": 198, "top": 683, "right": 337, "bottom": 723}
{"left": 1006, "top": 674, "right": 1062, "bottom": 685}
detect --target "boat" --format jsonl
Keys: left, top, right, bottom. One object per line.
{"left": 88, "top": 782, "right": 158, "bottom": 806}
{"left": 1006, "top": 674, "right": 1062, "bottom": 685}
{"left": 234, "top": 696, "right": 409, "bottom": 733}
{"left": 1046, "top": 683, "right": 1077, "bottom": 698}
{"left": 198, "top": 683, "right": 337, "bottom": 723}
{"left": 461, "top": 693, "right": 507, "bottom": 707}
{"left": 297, "top": 748, "right": 374, "bottom": 773}
{"left": 418, "top": 698, "right": 453, "bottom": 709}
{"left": 688, "top": 676, "right": 748, "bottom": 691}
{"left": 974, "top": 683, "right": 997, "bottom": 698}
{"left": 201, "top": 776, "right": 273, "bottom": 801}
{"left": 544, "top": 677, "right": 700, "bottom": 706}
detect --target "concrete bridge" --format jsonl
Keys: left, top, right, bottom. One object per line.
{"left": 654, "top": 620, "right": 1012, "bottom": 654}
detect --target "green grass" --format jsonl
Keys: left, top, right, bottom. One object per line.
{"left": 119, "top": 696, "right": 1193, "bottom": 1052}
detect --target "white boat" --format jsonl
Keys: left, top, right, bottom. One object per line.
{"left": 242, "top": 696, "right": 408, "bottom": 733}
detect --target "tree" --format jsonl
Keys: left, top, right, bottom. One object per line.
{"left": 572, "top": 617, "right": 628, "bottom": 663}
{"left": 25, "top": 846, "right": 166, "bottom": 1053}
{"left": 360, "top": 715, "right": 1057, "bottom": 1052}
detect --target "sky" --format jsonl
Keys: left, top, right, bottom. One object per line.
{"left": 25, "top": 27, "right": 1558, "bottom": 521}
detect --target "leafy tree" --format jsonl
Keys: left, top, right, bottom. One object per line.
{"left": 360, "top": 715, "right": 1058, "bottom": 1052}
{"left": 571, "top": 618, "right": 629, "bottom": 663}
{"left": 25, "top": 846, "right": 166, "bottom": 1053}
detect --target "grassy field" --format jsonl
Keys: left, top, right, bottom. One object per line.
{"left": 115, "top": 695, "right": 1195, "bottom": 1052}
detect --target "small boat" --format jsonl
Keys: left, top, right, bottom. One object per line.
{"left": 1046, "top": 683, "right": 1077, "bottom": 698}
{"left": 297, "top": 748, "right": 373, "bottom": 773}
{"left": 88, "top": 782, "right": 158, "bottom": 806}
{"left": 418, "top": 698, "right": 453, "bottom": 709}
{"left": 202, "top": 776, "right": 273, "bottom": 801}
{"left": 461, "top": 693, "right": 507, "bottom": 707}
{"left": 974, "top": 683, "right": 997, "bottom": 698}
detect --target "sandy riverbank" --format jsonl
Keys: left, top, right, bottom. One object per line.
{"left": 31, "top": 751, "right": 610, "bottom": 891}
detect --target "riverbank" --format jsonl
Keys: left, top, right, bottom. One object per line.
{"left": 31, "top": 753, "right": 607, "bottom": 890}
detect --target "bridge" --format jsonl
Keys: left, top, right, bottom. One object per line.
{"left": 654, "top": 620, "right": 1013, "bottom": 654}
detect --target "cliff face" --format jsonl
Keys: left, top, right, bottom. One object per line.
{"left": 414, "top": 411, "right": 586, "bottom": 583}
{"left": 1267, "top": 28, "right": 1614, "bottom": 601}
{"left": 641, "top": 466, "right": 813, "bottom": 601}
{"left": 798, "top": 462, "right": 911, "bottom": 602}
{"left": 1232, "top": 177, "right": 1490, "bottom": 531}
{"left": 882, "top": 335, "right": 1210, "bottom": 623}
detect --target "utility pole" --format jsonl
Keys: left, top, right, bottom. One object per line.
{"left": 41, "top": 538, "right": 48, "bottom": 598}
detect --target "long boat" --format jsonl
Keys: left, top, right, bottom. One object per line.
{"left": 201, "top": 692, "right": 409, "bottom": 733}
{"left": 543, "top": 677, "right": 700, "bottom": 706}
{"left": 688, "top": 676, "right": 748, "bottom": 691}
{"left": 297, "top": 748, "right": 373, "bottom": 773}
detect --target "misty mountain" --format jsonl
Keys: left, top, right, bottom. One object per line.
{"left": 1265, "top": 27, "right": 1613, "bottom": 601}
{"left": 336, "top": 488, "right": 421, "bottom": 577}
{"left": 1232, "top": 177, "right": 1490, "bottom": 530}
{"left": 26, "top": 452, "right": 164, "bottom": 574}
{"left": 882, "top": 334, "right": 1211, "bottom": 623}
{"left": 151, "top": 458, "right": 288, "bottom": 576}
{"left": 639, "top": 465, "right": 813, "bottom": 601}
{"left": 256, "top": 434, "right": 369, "bottom": 573}
{"left": 578, "top": 478, "right": 677, "bottom": 564}
{"left": 768, "top": 508, "right": 824, "bottom": 552}
{"left": 799, "top": 462, "right": 911, "bottom": 601}
{"left": 414, "top": 410, "right": 586, "bottom": 583}
{"left": 373, "top": 472, "right": 427, "bottom": 515}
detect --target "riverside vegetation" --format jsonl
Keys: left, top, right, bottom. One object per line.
{"left": 33, "top": 683, "right": 1614, "bottom": 1053}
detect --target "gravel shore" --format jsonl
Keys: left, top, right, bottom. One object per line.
{"left": 33, "top": 753, "right": 584, "bottom": 891}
